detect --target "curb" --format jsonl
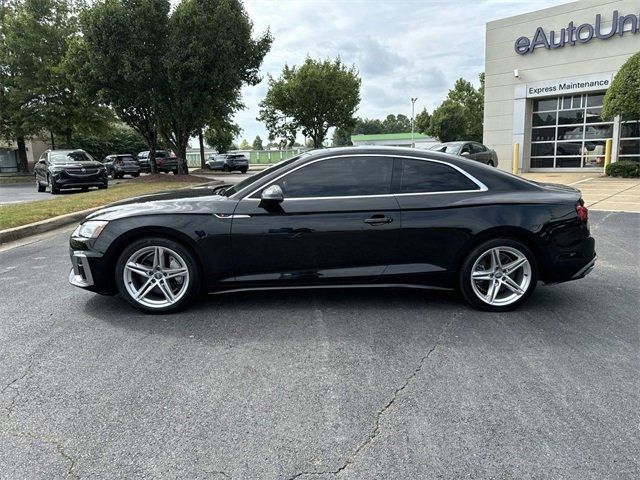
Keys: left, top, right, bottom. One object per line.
{"left": 0, "top": 180, "right": 220, "bottom": 245}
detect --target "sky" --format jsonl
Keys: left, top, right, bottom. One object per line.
{"left": 233, "top": 0, "right": 569, "bottom": 145}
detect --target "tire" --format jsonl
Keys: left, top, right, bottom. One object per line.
{"left": 82, "top": 187, "right": 89, "bottom": 192}
{"left": 459, "top": 237, "right": 537, "bottom": 312}
{"left": 98, "top": 184, "right": 108, "bottom": 190}
{"left": 115, "top": 237, "right": 200, "bottom": 314}
{"left": 487, "top": 160, "right": 494, "bottom": 167}
{"left": 48, "top": 175, "right": 60, "bottom": 194}
{"left": 36, "top": 177, "right": 46, "bottom": 192}
{"left": 172, "top": 169, "right": 178, "bottom": 175}
{"left": 240, "top": 168, "right": 248, "bottom": 174}
{"left": 132, "top": 172, "right": 140, "bottom": 178}
{"left": 222, "top": 164, "right": 230, "bottom": 172}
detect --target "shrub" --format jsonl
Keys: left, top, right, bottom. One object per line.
{"left": 605, "top": 160, "right": 640, "bottom": 178}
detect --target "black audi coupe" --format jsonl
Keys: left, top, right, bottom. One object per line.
{"left": 68, "top": 147, "right": 596, "bottom": 313}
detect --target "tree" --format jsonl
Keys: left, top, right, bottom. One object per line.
{"left": 0, "top": 0, "right": 109, "bottom": 171}
{"left": 239, "top": 139, "right": 251, "bottom": 150}
{"left": 331, "top": 127, "right": 352, "bottom": 146}
{"left": 159, "top": 0, "right": 272, "bottom": 173}
{"left": 81, "top": 0, "right": 172, "bottom": 174}
{"left": 204, "top": 119, "right": 240, "bottom": 153}
{"left": 428, "top": 100, "right": 468, "bottom": 142}
{"left": 259, "top": 57, "right": 361, "bottom": 148}
{"left": 414, "top": 108, "right": 431, "bottom": 135}
{"left": 382, "top": 114, "right": 411, "bottom": 133}
{"left": 252, "top": 135, "right": 264, "bottom": 150}
{"left": 428, "top": 73, "right": 484, "bottom": 142}
{"left": 353, "top": 117, "right": 384, "bottom": 135}
{"left": 602, "top": 52, "right": 640, "bottom": 120}
{"left": 71, "top": 125, "right": 148, "bottom": 161}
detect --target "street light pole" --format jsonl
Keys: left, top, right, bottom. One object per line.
{"left": 410, "top": 97, "right": 418, "bottom": 148}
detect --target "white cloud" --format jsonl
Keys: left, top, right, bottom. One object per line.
{"left": 232, "top": 0, "right": 568, "bottom": 143}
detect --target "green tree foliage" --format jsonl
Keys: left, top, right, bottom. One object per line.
{"left": 602, "top": 52, "right": 640, "bottom": 120}
{"left": 353, "top": 118, "right": 384, "bottom": 135}
{"left": 203, "top": 119, "right": 240, "bottom": 153}
{"left": 331, "top": 126, "right": 353, "bottom": 146}
{"left": 239, "top": 139, "right": 250, "bottom": 150}
{"left": 382, "top": 114, "right": 411, "bottom": 133}
{"left": 414, "top": 108, "right": 431, "bottom": 134}
{"left": 0, "top": 0, "right": 110, "bottom": 171}
{"left": 252, "top": 135, "right": 264, "bottom": 150}
{"left": 429, "top": 73, "right": 484, "bottom": 142}
{"left": 259, "top": 57, "right": 361, "bottom": 148}
{"left": 80, "top": 0, "right": 171, "bottom": 173}
{"left": 71, "top": 126, "right": 148, "bottom": 161}
{"left": 428, "top": 100, "right": 468, "bottom": 143}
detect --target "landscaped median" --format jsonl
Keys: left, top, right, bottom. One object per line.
{"left": 0, "top": 175, "right": 217, "bottom": 243}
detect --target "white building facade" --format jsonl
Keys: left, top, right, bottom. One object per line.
{"left": 484, "top": 0, "right": 640, "bottom": 172}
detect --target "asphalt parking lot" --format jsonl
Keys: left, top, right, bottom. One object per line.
{"left": 0, "top": 211, "right": 638, "bottom": 479}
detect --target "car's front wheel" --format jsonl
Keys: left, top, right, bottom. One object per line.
{"left": 115, "top": 238, "right": 201, "bottom": 313}
{"left": 36, "top": 177, "right": 46, "bottom": 192}
{"left": 459, "top": 238, "right": 537, "bottom": 312}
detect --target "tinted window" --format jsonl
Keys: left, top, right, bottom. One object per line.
{"left": 278, "top": 156, "right": 393, "bottom": 198}
{"left": 470, "top": 143, "right": 486, "bottom": 154}
{"left": 400, "top": 159, "right": 478, "bottom": 193}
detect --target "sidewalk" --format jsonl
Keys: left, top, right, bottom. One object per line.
{"left": 521, "top": 173, "right": 640, "bottom": 213}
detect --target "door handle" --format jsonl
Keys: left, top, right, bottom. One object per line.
{"left": 364, "top": 216, "right": 393, "bottom": 225}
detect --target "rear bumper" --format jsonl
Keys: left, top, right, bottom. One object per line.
{"left": 543, "top": 235, "right": 596, "bottom": 284}
{"left": 571, "top": 254, "right": 596, "bottom": 280}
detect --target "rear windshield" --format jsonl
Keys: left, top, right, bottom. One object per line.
{"left": 50, "top": 151, "right": 95, "bottom": 163}
{"left": 228, "top": 154, "right": 247, "bottom": 159}
{"left": 117, "top": 156, "right": 136, "bottom": 162}
{"left": 430, "top": 144, "right": 461, "bottom": 154}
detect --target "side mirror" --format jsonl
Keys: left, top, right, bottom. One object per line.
{"left": 261, "top": 184, "right": 284, "bottom": 203}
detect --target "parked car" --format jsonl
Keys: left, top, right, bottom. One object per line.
{"left": 205, "top": 153, "right": 249, "bottom": 173}
{"left": 103, "top": 154, "right": 141, "bottom": 179}
{"left": 35, "top": 149, "right": 108, "bottom": 194}
{"left": 137, "top": 150, "right": 179, "bottom": 174}
{"left": 430, "top": 141, "right": 499, "bottom": 167}
{"left": 68, "top": 146, "right": 595, "bottom": 314}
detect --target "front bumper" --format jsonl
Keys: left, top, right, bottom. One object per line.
{"left": 69, "top": 251, "right": 94, "bottom": 287}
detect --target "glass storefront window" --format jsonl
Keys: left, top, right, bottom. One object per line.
{"left": 619, "top": 116, "right": 640, "bottom": 164}
{"left": 530, "top": 91, "right": 613, "bottom": 169}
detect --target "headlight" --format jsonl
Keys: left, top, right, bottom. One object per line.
{"left": 50, "top": 166, "right": 65, "bottom": 173}
{"left": 72, "top": 220, "right": 108, "bottom": 239}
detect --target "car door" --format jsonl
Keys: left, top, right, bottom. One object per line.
{"left": 470, "top": 142, "right": 488, "bottom": 163}
{"left": 389, "top": 156, "right": 487, "bottom": 287}
{"left": 229, "top": 155, "right": 401, "bottom": 286}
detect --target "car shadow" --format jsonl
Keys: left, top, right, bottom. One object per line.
{"left": 80, "top": 284, "right": 579, "bottom": 345}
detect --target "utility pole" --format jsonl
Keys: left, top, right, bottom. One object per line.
{"left": 410, "top": 97, "right": 418, "bottom": 148}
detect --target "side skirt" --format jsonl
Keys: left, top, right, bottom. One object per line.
{"left": 208, "top": 283, "right": 454, "bottom": 296}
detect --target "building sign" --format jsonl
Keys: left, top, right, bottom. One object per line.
{"left": 515, "top": 10, "right": 639, "bottom": 55}
{"left": 525, "top": 73, "right": 615, "bottom": 98}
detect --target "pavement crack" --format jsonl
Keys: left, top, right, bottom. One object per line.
{"left": 2, "top": 356, "right": 34, "bottom": 419}
{"left": 287, "top": 315, "right": 458, "bottom": 479}
{"left": 1, "top": 429, "right": 79, "bottom": 479}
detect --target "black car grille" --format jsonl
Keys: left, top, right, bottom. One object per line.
{"left": 66, "top": 167, "right": 100, "bottom": 177}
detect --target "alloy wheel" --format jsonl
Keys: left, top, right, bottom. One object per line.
{"left": 123, "top": 245, "right": 190, "bottom": 309}
{"left": 470, "top": 246, "right": 531, "bottom": 306}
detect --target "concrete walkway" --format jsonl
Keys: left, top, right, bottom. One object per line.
{"left": 521, "top": 173, "right": 640, "bottom": 213}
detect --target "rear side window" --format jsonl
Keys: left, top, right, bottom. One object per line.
{"left": 277, "top": 156, "right": 393, "bottom": 198}
{"left": 399, "top": 159, "right": 479, "bottom": 193}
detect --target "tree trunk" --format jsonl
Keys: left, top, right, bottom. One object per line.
{"left": 49, "top": 131, "right": 56, "bottom": 150}
{"left": 16, "top": 136, "right": 29, "bottom": 173}
{"left": 198, "top": 130, "right": 206, "bottom": 170}
{"left": 177, "top": 138, "right": 189, "bottom": 175}
{"left": 149, "top": 147, "right": 157, "bottom": 175}
{"left": 65, "top": 128, "right": 72, "bottom": 148}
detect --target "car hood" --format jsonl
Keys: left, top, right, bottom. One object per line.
{"left": 86, "top": 185, "right": 237, "bottom": 221}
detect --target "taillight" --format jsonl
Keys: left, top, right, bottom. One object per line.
{"left": 576, "top": 199, "right": 588, "bottom": 223}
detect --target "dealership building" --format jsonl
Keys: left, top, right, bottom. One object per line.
{"left": 484, "top": 0, "right": 640, "bottom": 172}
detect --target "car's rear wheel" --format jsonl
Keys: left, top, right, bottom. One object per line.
{"left": 240, "top": 168, "right": 248, "bottom": 174}
{"left": 487, "top": 160, "right": 495, "bottom": 167}
{"left": 132, "top": 172, "right": 140, "bottom": 177}
{"left": 223, "top": 164, "right": 230, "bottom": 172}
{"left": 115, "top": 238, "right": 200, "bottom": 313}
{"left": 459, "top": 238, "right": 537, "bottom": 312}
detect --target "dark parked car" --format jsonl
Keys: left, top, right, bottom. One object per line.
{"left": 137, "top": 150, "right": 179, "bottom": 174}
{"left": 430, "top": 141, "right": 499, "bottom": 167}
{"left": 103, "top": 154, "right": 141, "bottom": 179}
{"left": 35, "top": 149, "right": 108, "bottom": 194}
{"left": 69, "top": 146, "right": 595, "bottom": 314}
{"left": 205, "top": 153, "right": 249, "bottom": 173}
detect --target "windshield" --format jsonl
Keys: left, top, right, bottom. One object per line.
{"left": 430, "top": 143, "right": 462, "bottom": 154}
{"left": 223, "top": 155, "right": 304, "bottom": 197}
{"left": 50, "top": 151, "right": 96, "bottom": 163}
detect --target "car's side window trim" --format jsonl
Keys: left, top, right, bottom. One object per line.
{"left": 240, "top": 153, "right": 488, "bottom": 201}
